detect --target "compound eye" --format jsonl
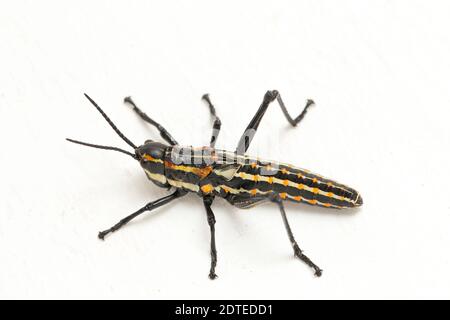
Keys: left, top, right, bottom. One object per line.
{"left": 149, "top": 148, "right": 164, "bottom": 160}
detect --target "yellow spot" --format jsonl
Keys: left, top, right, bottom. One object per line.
{"left": 283, "top": 179, "right": 289, "bottom": 186}
{"left": 312, "top": 178, "right": 318, "bottom": 184}
{"left": 194, "top": 166, "right": 212, "bottom": 179}
{"left": 340, "top": 196, "right": 345, "bottom": 201}
{"left": 239, "top": 172, "right": 246, "bottom": 178}
{"left": 251, "top": 189, "right": 258, "bottom": 196}
{"left": 253, "top": 175, "right": 259, "bottom": 182}
{"left": 308, "top": 199, "right": 317, "bottom": 205}
{"left": 326, "top": 192, "right": 333, "bottom": 197}
{"left": 251, "top": 162, "right": 257, "bottom": 169}
{"left": 312, "top": 188, "right": 319, "bottom": 194}
{"left": 281, "top": 168, "right": 288, "bottom": 174}
{"left": 280, "top": 193, "right": 287, "bottom": 199}
{"left": 297, "top": 173, "right": 304, "bottom": 179}
{"left": 267, "top": 177, "right": 274, "bottom": 184}
{"left": 327, "top": 182, "right": 332, "bottom": 187}
{"left": 266, "top": 165, "right": 272, "bottom": 171}
{"left": 324, "top": 203, "right": 332, "bottom": 207}
{"left": 201, "top": 184, "right": 214, "bottom": 194}
{"left": 297, "top": 184, "right": 304, "bottom": 190}
{"left": 294, "top": 196, "right": 302, "bottom": 201}
{"left": 222, "top": 186, "right": 230, "bottom": 193}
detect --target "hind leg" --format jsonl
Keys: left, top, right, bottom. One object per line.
{"left": 236, "top": 90, "right": 314, "bottom": 154}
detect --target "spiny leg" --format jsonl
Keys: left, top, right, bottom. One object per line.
{"left": 203, "top": 196, "right": 218, "bottom": 279}
{"left": 273, "top": 197, "right": 322, "bottom": 277}
{"left": 98, "top": 190, "right": 186, "bottom": 240}
{"left": 124, "top": 96, "right": 179, "bottom": 145}
{"left": 236, "top": 90, "right": 314, "bottom": 154}
{"left": 202, "top": 94, "right": 222, "bottom": 148}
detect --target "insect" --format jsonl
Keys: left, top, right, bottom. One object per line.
{"left": 67, "top": 90, "right": 363, "bottom": 279}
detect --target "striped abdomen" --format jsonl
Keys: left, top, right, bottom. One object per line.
{"left": 224, "top": 161, "right": 362, "bottom": 209}
{"left": 161, "top": 146, "right": 362, "bottom": 210}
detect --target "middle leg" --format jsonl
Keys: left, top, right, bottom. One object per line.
{"left": 203, "top": 195, "right": 218, "bottom": 279}
{"left": 202, "top": 94, "right": 222, "bottom": 148}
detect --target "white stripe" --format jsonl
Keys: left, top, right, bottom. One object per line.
{"left": 144, "top": 170, "right": 167, "bottom": 184}
{"left": 214, "top": 185, "right": 272, "bottom": 196}
{"left": 167, "top": 178, "right": 200, "bottom": 192}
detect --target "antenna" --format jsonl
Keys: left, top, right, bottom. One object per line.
{"left": 66, "top": 138, "right": 138, "bottom": 160}
{"left": 84, "top": 93, "right": 137, "bottom": 149}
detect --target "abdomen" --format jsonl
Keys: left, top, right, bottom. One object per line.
{"left": 221, "top": 159, "right": 362, "bottom": 209}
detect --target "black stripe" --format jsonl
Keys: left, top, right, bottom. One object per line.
{"left": 237, "top": 162, "right": 357, "bottom": 202}
{"left": 233, "top": 179, "right": 354, "bottom": 208}
{"left": 165, "top": 168, "right": 201, "bottom": 185}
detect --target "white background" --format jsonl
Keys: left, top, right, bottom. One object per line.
{"left": 1, "top": 0, "right": 449, "bottom": 299}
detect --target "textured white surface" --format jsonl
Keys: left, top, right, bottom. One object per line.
{"left": 1, "top": 0, "right": 450, "bottom": 299}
